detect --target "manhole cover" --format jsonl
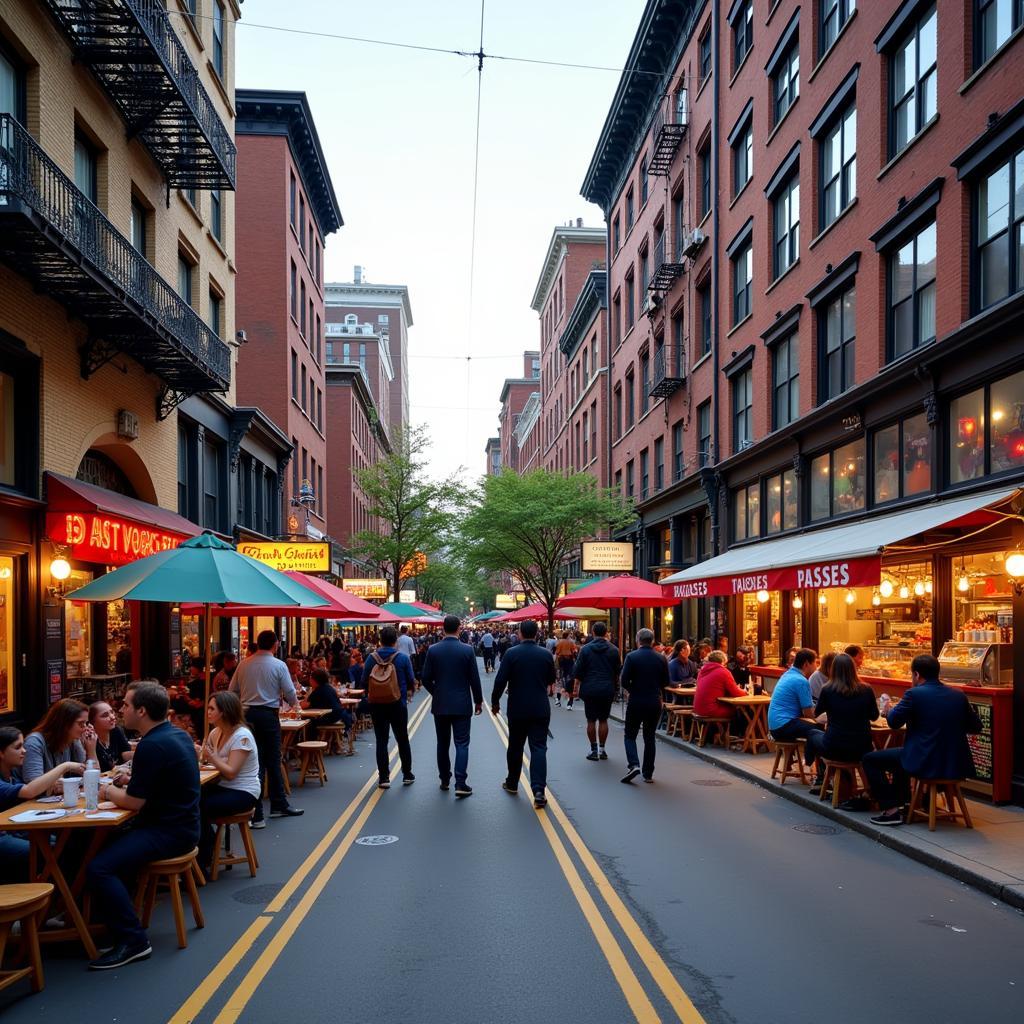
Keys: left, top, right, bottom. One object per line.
{"left": 690, "top": 778, "right": 732, "bottom": 787}
{"left": 792, "top": 823, "right": 842, "bottom": 835}
{"left": 232, "top": 883, "right": 285, "bottom": 906}
{"left": 355, "top": 834, "right": 399, "bottom": 846}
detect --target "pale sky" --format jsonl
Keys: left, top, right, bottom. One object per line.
{"left": 235, "top": 0, "right": 644, "bottom": 481}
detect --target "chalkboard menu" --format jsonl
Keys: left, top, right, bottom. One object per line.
{"left": 966, "top": 699, "right": 993, "bottom": 785}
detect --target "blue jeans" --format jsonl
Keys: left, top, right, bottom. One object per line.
{"left": 0, "top": 833, "right": 29, "bottom": 882}
{"left": 624, "top": 705, "right": 661, "bottom": 778}
{"left": 506, "top": 716, "right": 549, "bottom": 795}
{"left": 434, "top": 714, "right": 472, "bottom": 784}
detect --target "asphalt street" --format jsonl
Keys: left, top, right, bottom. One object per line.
{"left": 3, "top": 662, "right": 1024, "bottom": 1023}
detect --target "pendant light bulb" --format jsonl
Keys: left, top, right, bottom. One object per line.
{"left": 871, "top": 591, "right": 881, "bottom": 607}
{"left": 756, "top": 589, "right": 770, "bottom": 604}
{"left": 792, "top": 595, "right": 803, "bottom": 610}
{"left": 845, "top": 589, "right": 856, "bottom": 605}
{"left": 957, "top": 575, "right": 970, "bottom": 593}
{"left": 879, "top": 579, "right": 894, "bottom": 599}
{"left": 898, "top": 583, "right": 910, "bottom": 600}
{"left": 913, "top": 580, "right": 925, "bottom": 597}
{"left": 818, "top": 591, "right": 827, "bottom": 606}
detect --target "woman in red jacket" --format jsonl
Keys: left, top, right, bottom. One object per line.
{"left": 693, "top": 651, "right": 746, "bottom": 720}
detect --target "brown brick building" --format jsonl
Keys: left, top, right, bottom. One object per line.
{"left": 497, "top": 353, "right": 541, "bottom": 474}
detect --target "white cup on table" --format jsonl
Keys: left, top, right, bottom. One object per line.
{"left": 62, "top": 777, "right": 81, "bottom": 808}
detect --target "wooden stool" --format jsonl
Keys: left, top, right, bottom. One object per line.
{"left": 906, "top": 779, "right": 974, "bottom": 831}
{"left": 210, "top": 811, "right": 260, "bottom": 881}
{"left": 693, "top": 716, "right": 732, "bottom": 749}
{"left": 297, "top": 741, "right": 329, "bottom": 787}
{"left": 770, "top": 740, "right": 808, "bottom": 785}
{"left": 319, "top": 723, "right": 350, "bottom": 755}
{"left": 664, "top": 706, "right": 693, "bottom": 740}
{"left": 0, "top": 884, "right": 53, "bottom": 995}
{"left": 135, "top": 848, "right": 204, "bottom": 949}
{"left": 819, "top": 759, "right": 869, "bottom": 809}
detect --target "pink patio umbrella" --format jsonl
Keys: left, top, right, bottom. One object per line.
{"left": 554, "top": 574, "right": 676, "bottom": 653}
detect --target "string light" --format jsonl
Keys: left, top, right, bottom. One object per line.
{"left": 756, "top": 589, "right": 770, "bottom": 604}
{"left": 871, "top": 591, "right": 881, "bottom": 607}
{"left": 818, "top": 591, "right": 827, "bottom": 606}
{"left": 845, "top": 589, "right": 856, "bottom": 605}
{"left": 879, "top": 579, "right": 894, "bottom": 598}
{"left": 913, "top": 580, "right": 925, "bottom": 597}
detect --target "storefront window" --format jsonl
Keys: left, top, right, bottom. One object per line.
{"left": 810, "top": 453, "right": 830, "bottom": 521}
{"left": 833, "top": 438, "right": 866, "bottom": 514}
{"left": 989, "top": 369, "right": 1024, "bottom": 475}
{"left": 106, "top": 598, "right": 131, "bottom": 674}
{"left": 741, "top": 593, "right": 759, "bottom": 660}
{"left": 950, "top": 387, "right": 985, "bottom": 483}
{"left": 65, "top": 570, "right": 93, "bottom": 679}
{"left": 734, "top": 484, "right": 760, "bottom": 541}
{"left": 765, "top": 469, "right": 798, "bottom": 534}
{"left": 953, "top": 551, "right": 1014, "bottom": 641}
{"left": 902, "top": 412, "right": 931, "bottom": 494}
{"left": 0, "top": 556, "right": 13, "bottom": 713}
{"left": 874, "top": 412, "right": 932, "bottom": 504}
{"left": 873, "top": 424, "right": 900, "bottom": 503}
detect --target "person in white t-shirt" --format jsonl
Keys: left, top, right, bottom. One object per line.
{"left": 397, "top": 625, "right": 419, "bottom": 691}
{"left": 196, "top": 691, "right": 262, "bottom": 876}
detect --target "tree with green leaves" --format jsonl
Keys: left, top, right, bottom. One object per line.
{"left": 459, "top": 469, "right": 633, "bottom": 633}
{"left": 348, "top": 426, "right": 464, "bottom": 602}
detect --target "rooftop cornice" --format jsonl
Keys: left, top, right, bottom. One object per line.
{"left": 324, "top": 282, "right": 414, "bottom": 326}
{"left": 559, "top": 271, "right": 607, "bottom": 359}
{"left": 530, "top": 226, "right": 607, "bottom": 312}
{"left": 499, "top": 377, "right": 540, "bottom": 404}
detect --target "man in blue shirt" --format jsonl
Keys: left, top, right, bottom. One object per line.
{"left": 362, "top": 625, "right": 416, "bottom": 788}
{"left": 767, "top": 648, "right": 822, "bottom": 765}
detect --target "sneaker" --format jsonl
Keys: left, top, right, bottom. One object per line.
{"left": 565, "top": 700, "right": 574, "bottom": 710}
{"left": 839, "top": 797, "right": 872, "bottom": 812}
{"left": 439, "top": 780, "right": 450, "bottom": 791}
{"left": 533, "top": 791, "right": 547, "bottom": 808}
{"left": 621, "top": 766, "right": 641, "bottom": 784}
{"left": 555, "top": 698, "right": 561, "bottom": 707}
{"left": 249, "top": 819, "right": 266, "bottom": 830}
{"left": 88, "top": 942, "right": 152, "bottom": 971}
{"left": 643, "top": 776, "right": 654, "bottom": 783}
{"left": 403, "top": 774, "right": 416, "bottom": 786}
{"left": 378, "top": 778, "right": 391, "bottom": 789}
{"left": 598, "top": 749, "right": 608, "bottom": 760}
{"left": 870, "top": 809, "right": 904, "bottom": 827}
{"left": 586, "top": 750, "right": 600, "bottom": 761}
{"left": 269, "top": 806, "right": 304, "bottom": 818}
{"left": 454, "top": 784, "right": 473, "bottom": 798}
{"left": 501, "top": 780, "right": 518, "bottom": 794}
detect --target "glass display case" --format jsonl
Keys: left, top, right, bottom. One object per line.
{"left": 862, "top": 644, "right": 930, "bottom": 680}
{"left": 938, "top": 641, "right": 1013, "bottom": 686}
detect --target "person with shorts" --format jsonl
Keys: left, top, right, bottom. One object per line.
{"left": 571, "top": 622, "right": 621, "bottom": 761}
{"left": 553, "top": 631, "right": 578, "bottom": 708}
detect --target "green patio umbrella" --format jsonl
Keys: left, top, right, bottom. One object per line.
{"left": 380, "top": 601, "right": 443, "bottom": 624}
{"left": 65, "top": 533, "right": 328, "bottom": 737}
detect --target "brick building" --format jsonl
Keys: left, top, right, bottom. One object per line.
{"left": 484, "top": 436, "right": 502, "bottom": 476}
{"left": 235, "top": 89, "right": 343, "bottom": 539}
{"left": 497, "top": 352, "right": 541, "bottom": 474}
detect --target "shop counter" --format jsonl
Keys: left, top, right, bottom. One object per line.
{"left": 751, "top": 665, "right": 1013, "bottom": 803}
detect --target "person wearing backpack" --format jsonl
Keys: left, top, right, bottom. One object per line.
{"left": 361, "top": 625, "right": 416, "bottom": 788}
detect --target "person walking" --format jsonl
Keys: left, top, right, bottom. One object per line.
{"left": 229, "top": 629, "right": 303, "bottom": 826}
{"left": 554, "top": 631, "right": 578, "bottom": 709}
{"left": 620, "top": 629, "right": 669, "bottom": 784}
{"left": 421, "top": 614, "right": 484, "bottom": 797}
{"left": 363, "top": 625, "right": 416, "bottom": 789}
{"left": 490, "top": 619, "right": 555, "bottom": 808}
{"left": 571, "top": 622, "right": 621, "bottom": 761}
{"left": 480, "top": 629, "right": 496, "bottom": 673}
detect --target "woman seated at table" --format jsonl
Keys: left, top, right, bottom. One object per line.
{"left": 196, "top": 692, "right": 261, "bottom": 876}
{"left": 693, "top": 651, "right": 747, "bottom": 739}
{"left": 87, "top": 701, "right": 133, "bottom": 774}
{"left": 348, "top": 648, "right": 364, "bottom": 686}
{"left": 302, "top": 668, "right": 354, "bottom": 733}
{"left": 668, "top": 640, "right": 699, "bottom": 685}
{"left": 804, "top": 653, "right": 879, "bottom": 799}
{"left": 808, "top": 652, "right": 836, "bottom": 708}
{"left": 0, "top": 726, "right": 86, "bottom": 880}
{"left": 22, "top": 698, "right": 92, "bottom": 783}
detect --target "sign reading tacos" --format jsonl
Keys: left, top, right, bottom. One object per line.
{"left": 663, "top": 556, "right": 881, "bottom": 599}
{"left": 239, "top": 541, "right": 330, "bottom": 573}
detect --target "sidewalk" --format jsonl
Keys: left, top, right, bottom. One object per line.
{"left": 611, "top": 710, "right": 1024, "bottom": 910}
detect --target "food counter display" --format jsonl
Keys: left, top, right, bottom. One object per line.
{"left": 937, "top": 641, "right": 1013, "bottom": 686}
{"left": 861, "top": 644, "right": 931, "bottom": 681}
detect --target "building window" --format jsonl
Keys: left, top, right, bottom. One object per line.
{"left": 733, "top": 0, "right": 753, "bottom": 68}
{"left": 291, "top": 439, "right": 298, "bottom": 494}
{"left": 582, "top": 411, "right": 589, "bottom": 464}
{"left": 212, "top": 0, "right": 226, "bottom": 79}
{"left": 626, "top": 460, "right": 635, "bottom": 498}
{"left": 615, "top": 469, "right": 623, "bottom": 494}
{"left": 821, "top": 0, "right": 855, "bottom": 54}
{"left": 291, "top": 350, "right": 298, "bottom": 401}
{"left": 299, "top": 196, "right": 306, "bottom": 250}
{"left": 889, "top": 220, "right": 936, "bottom": 360}
{"left": 654, "top": 437, "right": 664, "bottom": 491}
{"left": 698, "top": 281, "right": 712, "bottom": 357}
{"left": 210, "top": 188, "right": 222, "bottom": 242}
{"left": 625, "top": 269, "right": 635, "bottom": 329}
{"left": 290, "top": 261, "right": 298, "bottom": 321}
{"left": 700, "top": 142, "right": 712, "bottom": 218}
{"left": 590, "top": 400, "right": 597, "bottom": 456}
{"left": 300, "top": 280, "right": 307, "bottom": 336}
{"left": 177, "top": 422, "right": 192, "bottom": 518}
{"left": 640, "top": 154, "right": 649, "bottom": 205}
{"left": 734, "top": 483, "right": 760, "bottom": 541}
{"left": 698, "top": 400, "right": 712, "bottom": 466}
{"left": 733, "top": 368, "right": 753, "bottom": 453}
{"left": 810, "top": 437, "right": 866, "bottom": 520}
{"left": 74, "top": 133, "right": 97, "bottom": 204}
{"left": 625, "top": 371, "right": 635, "bottom": 428}
{"left": 773, "top": 43, "right": 799, "bottom": 126}
{"left": 613, "top": 215, "right": 621, "bottom": 253}
{"left": 640, "top": 449, "right": 649, "bottom": 498}
{"left": 317, "top": 388, "right": 323, "bottom": 431}
{"left": 672, "top": 420, "right": 684, "bottom": 482}
{"left": 821, "top": 284, "right": 855, "bottom": 401}
{"left": 976, "top": 146, "right": 1024, "bottom": 310}
{"left": 315, "top": 314, "right": 322, "bottom": 362}
{"left": 177, "top": 252, "right": 193, "bottom": 306}
{"left": 289, "top": 172, "right": 296, "bottom": 227}
{"left": 889, "top": 4, "right": 937, "bottom": 158}
{"left": 300, "top": 364, "right": 307, "bottom": 413}
{"left": 613, "top": 385, "right": 622, "bottom": 437}
{"left": 626, "top": 189, "right": 635, "bottom": 232}
{"left": 772, "top": 332, "right": 799, "bottom": 429}
{"left": 640, "top": 350, "right": 650, "bottom": 415}
{"left": 208, "top": 289, "right": 221, "bottom": 334}
{"left": 773, "top": 174, "right": 800, "bottom": 279}
{"left": 765, "top": 469, "right": 798, "bottom": 534}
{"left": 130, "top": 198, "right": 147, "bottom": 256}
{"left": 699, "top": 26, "right": 712, "bottom": 80}
{"left": 0, "top": 341, "right": 39, "bottom": 495}
{"left": 203, "top": 438, "right": 222, "bottom": 531}
{"left": 733, "top": 119, "right": 753, "bottom": 194}
{"left": 732, "top": 241, "right": 752, "bottom": 324}
{"left": 821, "top": 104, "right": 856, "bottom": 230}
{"left": 949, "top": 368, "right": 1024, "bottom": 483}
{"left": 977, "top": 0, "right": 1023, "bottom": 66}
{"left": 873, "top": 411, "right": 932, "bottom": 503}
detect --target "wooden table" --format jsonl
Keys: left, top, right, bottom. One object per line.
{"left": 333, "top": 688, "right": 365, "bottom": 698}
{"left": 298, "top": 708, "right": 330, "bottom": 720}
{"left": 870, "top": 720, "right": 906, "bottom": 750}
{"left": 664, "top": 685, "right": 695, "bottom": 703}
{"left": 719, "top": 695, "right": 773, "bottom": 753}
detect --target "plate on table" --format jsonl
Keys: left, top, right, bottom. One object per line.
{"left": 10, "top": 808, "right": 68, "bottom": 823}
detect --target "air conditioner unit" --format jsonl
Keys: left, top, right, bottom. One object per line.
{"left": 642, "top": 294, "right": 660, "bottom": 316}
{"left": 682, "top": 228, "right": 707, "bottom": 260}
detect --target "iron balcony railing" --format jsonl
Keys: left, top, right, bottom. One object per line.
{"left": 0, "top": 113, "right": 231, "bottom": 399}
{"left": 648, "top": 91, "right": 688, "bottom": 177}
{"left": 41, "top": 0, "right": 236, "bottom": 189}
{"left": 650, "top": 344, "right": 685, "bottom": 399}
{"left": 650, "top": 232, "right": 685, "bottom": 292}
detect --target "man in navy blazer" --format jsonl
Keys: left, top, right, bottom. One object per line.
{"left": 490, "top": 618, "right": 556, "bottom": 807}
{"left": 421, "top": 615, "right": 483, "bottom": 798}
{"left": 863, "top": 653, "right": 982, "bottom": 826}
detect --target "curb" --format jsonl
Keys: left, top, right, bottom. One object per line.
{"left": 610, "top": 710, "right": 1024, "bottom": 912}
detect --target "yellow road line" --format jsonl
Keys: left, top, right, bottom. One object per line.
{"left": 490, "top": 710, "right": 707, "bottom": 1024}
{"left": 486, "top": 711, "right": 660, "bottom": 1023}
{"left": 168, "top": 696, "right": 432, "bottom": 1024}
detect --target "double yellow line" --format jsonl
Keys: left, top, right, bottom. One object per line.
{"left": 169, "top": 697, "right": 434, "bottom": 1024}
{"left": 486, "top": 710, "right": 706, "bottom": 1024}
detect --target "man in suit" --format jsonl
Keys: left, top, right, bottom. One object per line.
{"left": 421, "top": 614, "right": 484, "bottom": 797}
{"left": 620, "top": 628, "right": 669, "bottom": 784}
{"left": 863, "top": 653, "right": 983, "bottom": 826}
{"left": 491, "top": 618, "right": 555, "bottom": 807}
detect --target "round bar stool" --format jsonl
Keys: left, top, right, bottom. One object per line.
{"left": 135, "top": 848, "right": 204, "bottom": 949}
{"left": 818, "top": 759, "right": 869, "bottom": 808}
{"left": 0, "top": 884, "right": 53, "bottom": 995}
{"left": 770, "top": 740, "right": 808, "bottom": 785}
{"left": 210, "top": 810, "right": 260, "bottom": 881}
{"left": 297, "top": 741, "right": 329, "bottom": 787}
{"left": 906, "top": 778, "right": 974, "bottom": 831}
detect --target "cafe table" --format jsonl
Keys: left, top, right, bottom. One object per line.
{"left": 298, "top": 708, "right": 331, "bottom": 720}
{"left": 663, "top": 685, "right": 695, "bottom": 704}
{"left": 719, "top": 694, "right": 773, "bottom": 753}
{"left": 870, "top": 720, "right": 906, "bottom": 750}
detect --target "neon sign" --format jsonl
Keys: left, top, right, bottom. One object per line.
{"left": 47, "top": 513, "right": 185, "bottom": 566}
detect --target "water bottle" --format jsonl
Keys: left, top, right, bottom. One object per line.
{"left": 83, "top": 759, "right": 100, "bottom": 812}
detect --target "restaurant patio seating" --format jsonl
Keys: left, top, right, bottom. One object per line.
{"left": 770, "top": 740, "right": 808, "bottom": 785}
{"left": 906, "top": 779, "right": 974, "bottom": 831}
{"left": 135, "top": 848, "right": 205, "bottom": 949}
{"left": 210, "top": 812, "right": 260, "bottom": 881}
{"left": 0, "top": 884, "right": 53, "bottom": 995}
{"left": 296, "top": 741, "right": 329, "bottom": 787}
{"left": 318, "top": 723, "right": 352, "bottom": 755}
{"left": 665, "top": 705, "right": 693, "bottom": 740}
{"left": 693, "top": 716, "right": 732, "bottom": 749}
{"left": 818, "top": 759, "right": 869, "bottom": 809}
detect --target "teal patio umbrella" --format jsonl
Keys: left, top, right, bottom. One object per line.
{"left": 380, "top": 601, "right": 443, "bottom": 623}
{"left": 66, "top": 533, "right": 328, "bottom": 737}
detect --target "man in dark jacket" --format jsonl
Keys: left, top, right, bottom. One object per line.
{"left": 863, "top": 654, "right": 983, "bottom": 825}
{"left": 421, "top": 614, "right": 484, "bottom": 797}
{"left": 490, "top": 619, "right": 555, "bottom": 807}
{"left": 571, "top": 622, "right": 621, "bottom": 762}
{"left": 727, "top": 646, "right": 752, "bottom": 691}
{"left": 620, "top": 628, "right": 669, "bottom": 784}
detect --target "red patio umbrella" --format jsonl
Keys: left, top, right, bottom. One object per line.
{"left": 182, "top": 571, "right": 381, "bottom": 619}
{"left": 554, "top": 574, "right": 676, "bottom": 652}
{"left": 496, "top": 601, "right": 578, "bottom": 623}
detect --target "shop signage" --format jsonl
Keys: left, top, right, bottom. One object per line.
{"left": 239, "top": 541, "right": 330, "bottom": 573}
{"left": 663, "top": 556, "right": 881, "bottom": 599}
{"left": 494, "top": 593, "right": 517, "bottom": 609}
{"left": 581, "top": 542, "right": 635, "bottom": 572}
{"left": 47, "top": 512, "right": 186, "bottom": 566}
{"left": 343, "top": 578, "right": 389, "bottom": 600}
{"left": 399, "top": 589, "right": 417, "bottom": 603}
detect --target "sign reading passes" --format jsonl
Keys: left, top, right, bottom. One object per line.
{"left": 581, "top": 542, "right": 635, "bottom": 573}
{"left": 494, "top": 593, "right": 517, "bottom": 610}
{"left": 47, "top": 512, "right": 186, "bottom": 566}
{"left": 239, "top": 541, "right": 330, "bottom": 573}
{"left": 343, "top": 578, "right": 389, "bottom": 600}
{"left": 663, "top": 556, "right": 882, "bottom": 599}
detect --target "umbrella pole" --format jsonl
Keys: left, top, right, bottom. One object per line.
{"left": 203, "top": 602, "right": 213, "bottom": 744}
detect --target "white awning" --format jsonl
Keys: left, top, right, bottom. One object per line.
{"left": 660, "top": 485, "right": 1020, "bottom": 598}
